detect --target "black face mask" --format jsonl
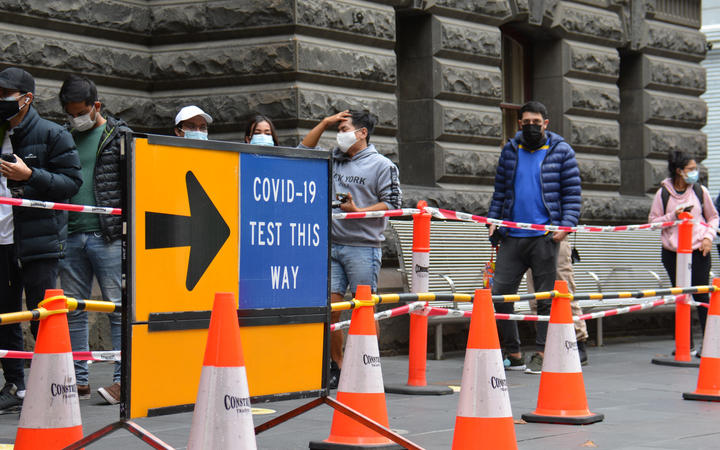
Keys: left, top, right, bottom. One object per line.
{"left": 0, "top": 99, "right": 21, "bottom": 122}
{"left": 521, "top": 123, "right": 545, "bottom": 149}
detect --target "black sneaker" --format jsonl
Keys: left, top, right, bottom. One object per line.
{"left": 578, "top": 340, "right": 588, "bottom": 366}
{"left": 328, "top": 362, "right": 341, "bottom": 390}
{"left": 525, "top": 352, "right": 543, "bottom": 375}
{"left": 505, "top": 353, "right": 526, "bottom": 371}
{"left": 0, "top": 384, "right": 22, "bottom": 414}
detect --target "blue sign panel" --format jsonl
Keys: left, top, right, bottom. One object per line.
{"left": 239, "top": 153, "right": 328, "bottom": 309}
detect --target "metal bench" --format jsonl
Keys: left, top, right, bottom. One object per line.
{"left": 388, "top": 220, "right": 671, "bottom": 359}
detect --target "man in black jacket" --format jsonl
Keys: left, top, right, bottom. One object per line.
{"left": 59, "top": 75, "right": 130, "bottom": 405}
{"left": 0, "top": 67, "right": 82, "bottom": 413}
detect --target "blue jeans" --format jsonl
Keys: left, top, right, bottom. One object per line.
{"left": 60, "top": 233, "right": 122, "bottom": 385}
{"left": 331, "top": 244, "right": 382, "bottom": 295}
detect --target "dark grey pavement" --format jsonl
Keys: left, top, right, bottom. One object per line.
{"left": 0, "top": 337, "right": 718, "bottom": 449}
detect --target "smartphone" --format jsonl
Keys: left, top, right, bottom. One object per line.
{"left": 0, "top": 154, "right": 16, "bottom": 163}
{"left": 683, "top": 205, "right": 694, "bottom": 212}
{"left": 336, "top": 193, "right": 349, "bottom": 203}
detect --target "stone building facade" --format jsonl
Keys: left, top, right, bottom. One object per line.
{"left": 0, "top": 0, "right": 706, "bottom": 224}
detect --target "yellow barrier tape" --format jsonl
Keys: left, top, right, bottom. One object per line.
{"left": 331, "top": 300, "right": 377, "bottom": 311}
{"left": 66, "top": 298, "right": 118, "bottom": 313}
{"left": 37, "top": 294, "right": 67, "bottom": 308}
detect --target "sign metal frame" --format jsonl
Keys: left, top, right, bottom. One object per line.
{"left": 121, "top": 133, "right": 331, "bottom": 420}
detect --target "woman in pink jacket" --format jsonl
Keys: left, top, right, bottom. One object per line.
{"left": 649, "top": 150, "right": 719, "bottom": 354}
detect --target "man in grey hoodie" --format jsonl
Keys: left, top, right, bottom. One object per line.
{"left": 301, "top": 109, "right": 401, "bottom": 389}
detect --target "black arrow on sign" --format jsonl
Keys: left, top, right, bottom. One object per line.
{"left": 145, "top": 171, "right": 230, "bottom": 291}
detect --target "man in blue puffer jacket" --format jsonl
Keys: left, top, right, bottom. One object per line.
{"left": 487, "top": 101, "right": 581, "bottom": 374}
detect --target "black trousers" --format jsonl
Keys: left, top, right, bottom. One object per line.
{"left": 0, "top": 245, "right": 23, "bottom": 389}
{"left": 661, "top": 248, "right": 710, "bottom": 345}
{"left": 492, "top": 235, "right": 558, "bottom": 353}
{"left": 0, "top": 245, "right": 59, "bottom": 390}
{"left": 23, "top": 258, "right": 60, "bottom": 338}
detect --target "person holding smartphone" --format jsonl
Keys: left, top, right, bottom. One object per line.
{"left": 300, "top": 109, "right": 401, "bottom": 389}
{"left": 649, "top": 150, "right": 719, "bottom": 355}
{"left": 0, "top": 67, "right": 81, "bottom": 413}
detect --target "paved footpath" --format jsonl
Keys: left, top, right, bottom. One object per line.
{"left": 0, "top": 338, "right": 718, "bottom": 449}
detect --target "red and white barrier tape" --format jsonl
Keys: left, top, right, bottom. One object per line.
{"left": 426, "top": 306, "right": 549, "bottom": 321}
{"left": 576, "top": 297, "right": 677, "bottom": 321}
{"left": 426, "top": 296, "right": 678, "bottom": 322}
{"left": 3, "top": 196, "right": 712, "bottom": 233}
{"left": 0, "top": 196, "right": 121, "bottom": 215}
{"left": 332, "top": 208, "right": 420, "bottom": 220}
{"left": 332, "top": 206, "right": 716, "bottom": 233}
{"left": 425, "top": 207, "right": 716, "bottom": 233}
{"left": 331, "top": 293, "right": 691, "bottom": 329}
{"left": 330, "top": 301, "right": 426, "bottom": 332}
{"left": 0, "top": 349, "right": 120, "bottom": 361}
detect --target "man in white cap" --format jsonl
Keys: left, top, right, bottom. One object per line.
{"left": 174, "top": 105, "right": 212, "bottom": 140}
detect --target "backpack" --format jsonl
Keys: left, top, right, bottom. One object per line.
{"left": 661, "top": 183, "right": 705, "bottom": 218}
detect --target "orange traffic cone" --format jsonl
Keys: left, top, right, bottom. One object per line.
{"left": 451, "top": 289, "right": 517, "bottom": 450}
{"left": 684, "top": 278, "right": 720, "bottom": 401}
{"left": 310, "top": 285, "right": 401, "bottom": 449}
{"left": 188, "top": 292, "right": 257, "bottom": 450}
{"left": 521, "top": 281, "right": 604, "bottom": 425}
{"left": 15, "top": 289, "right": 84, "bottom": 449}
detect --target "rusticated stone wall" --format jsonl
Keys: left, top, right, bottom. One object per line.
{"left": 0, "top": 0, "right": 707, "bottom": 351}
{"left": 620, "top": 1, "right": 708, "bottom": 199}
{"left": 0, "top": 0, "right": 707, "bottom": 225}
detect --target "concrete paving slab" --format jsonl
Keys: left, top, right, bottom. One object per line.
{"left": 0, "top": 338, "right": 717, "bottom": 449}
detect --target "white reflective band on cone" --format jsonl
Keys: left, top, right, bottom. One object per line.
{"left": 339, "top": 335, "right": 384, "bottom": 394}
{"left": 702, "top": 315, "right": 720, "bottom": 359}
{"left": 19, "top": 354, "right": 81, "bottom": 428}
{"left": 456, "top": 348, "right": 512, "bottom": 418}
{"left": 542, "top": 324, "right": 582, "bottom": 373}
{"left": 188, "top": 366, "right": 256, "bottom": 450}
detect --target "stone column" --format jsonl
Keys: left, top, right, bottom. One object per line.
{"left": 531, "top": 3, "right": 628, "bottom": 222}
{"left": 396, "top": 3, "right": 508, "bottom": 211}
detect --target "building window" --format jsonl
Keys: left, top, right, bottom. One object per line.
{"left": 655, "top": 0, "right": 700, "bottom": 28}
{"left": 501, "top": 32, "right": 530, "bottom": 143}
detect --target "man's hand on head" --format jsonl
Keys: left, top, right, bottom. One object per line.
{"left": 323, "top": 110, "right": 351, "bottom": 127}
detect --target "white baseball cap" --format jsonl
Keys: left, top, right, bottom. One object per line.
{"left": 175, "top": 105, "right": 213, "bottom": 125}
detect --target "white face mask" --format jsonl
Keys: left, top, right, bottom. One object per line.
{"left": 70, "top": 106, "right": 96, "bottom": 132}
{"left": 184, "top": 130, "right": 208, "bottom": 140}
{"left": 250, "top": 133, "right": 274, "bottom": 146}
{"left": 336, "top": 129, "right": 359, "bottom": 153}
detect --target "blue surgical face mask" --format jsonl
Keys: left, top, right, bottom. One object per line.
{"left": 684, "top": 170, "right": 699, "bottom": 185}
{"left": 250, "top": 133, "right": 274, "bottom": 146}
{"left": 184, "top": 130, "right": 208, "bottom": 140}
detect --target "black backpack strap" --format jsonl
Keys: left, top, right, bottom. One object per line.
{"left": 661, "top": 185, "right": 670, "bottom": 215}
{"left": 693, "top": 183, "right": 704, "bottom": 212}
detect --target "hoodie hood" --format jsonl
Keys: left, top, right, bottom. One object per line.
{"left": 332, "top": 143, "right": 378, "bottom": 162}
{"left": 660, "top": 178, "right": 689, "bottom": 199}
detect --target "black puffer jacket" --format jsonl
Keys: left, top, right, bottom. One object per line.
{"left": 71, "top": 115, "right": 131, "bottom": 242}
{"left": 8, "top": 106, "right": 82, "bottom": 262}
